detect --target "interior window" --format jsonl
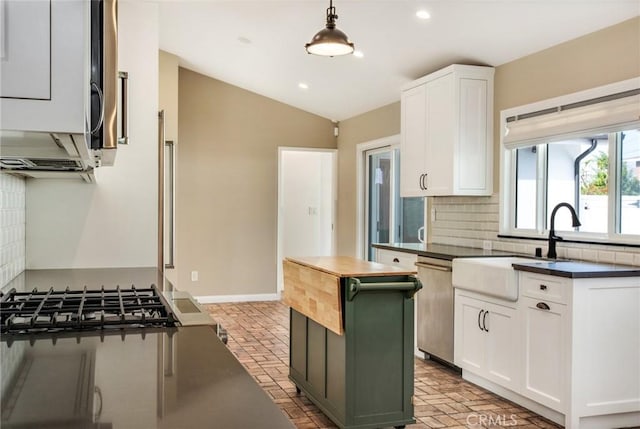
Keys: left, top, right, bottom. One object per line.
{"left": 365, "top": 147, "right": 424, "bottom": 260}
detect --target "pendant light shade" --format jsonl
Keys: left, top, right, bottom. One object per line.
{"left": 305, "top": 0, "right": 354, "bottom": 56}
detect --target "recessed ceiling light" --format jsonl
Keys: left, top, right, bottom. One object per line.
{"left": 353, "top": 50, "right": 364, "bottom": 58}
{"left": 416, "top": 9, "right": 431, "bottom": 20}
{"left": 237, "top": 36, "right": 252, "bottom": 44}
{"left": 298, "top": 82, "right": 309, "bottom": 90}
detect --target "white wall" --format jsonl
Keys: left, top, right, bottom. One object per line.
{"left": 25, "top": 1, "right": 159, "bottom": 269}
{"left": 0, "top": 174, "right": 25, "bottom": 287}
{"left": 281, "top": 150, "right": 335, "bottom": 258}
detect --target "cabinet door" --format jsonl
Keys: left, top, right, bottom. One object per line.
{"left": 0, "top": 0, "right": 51, "bottom": 99}
{"left": 0, "top": 0, "right": 87, "bottom": 133}
{"left": 521, "top": 297, "right": 565, "bottom": 412}
{"left": 400, "top": 85, "right": 427, "bottom": 197}
{"left": 484, "top": 302, "right": 518, "bottom": 389}
{"left": 454, "top": 295, "right": 485, "bottom": 371}
{"left": 424, "top": 73, "right": 454, "bottom": 195}
{"left": 456, "top": 78, "right": 489, "bottom": 193}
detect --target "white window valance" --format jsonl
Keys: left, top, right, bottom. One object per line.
{"left": 503, "top": 91, "right": 640, "bottom": 150}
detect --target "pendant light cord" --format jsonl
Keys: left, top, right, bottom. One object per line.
{"left": 326, "top": 0, "right": 338, "bottom": 28}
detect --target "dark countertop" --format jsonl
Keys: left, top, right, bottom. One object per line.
{"left": 512, "top": 260, "right": 640, "bottom": 279}
{"left": 0, "top": 326, "right": 294, "bottom": 429}
{"left": 0, "top": 269, "right": 294, "bottom": 428}
{"left": 373, "top": 243, "right": 517, "bottom": 260}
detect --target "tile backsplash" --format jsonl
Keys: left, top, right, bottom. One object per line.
{"left": 431, "top": 194, "right": 640, "bottom": 266}
{"left": 0, "top": 173, "right": 26, "bottom": 288}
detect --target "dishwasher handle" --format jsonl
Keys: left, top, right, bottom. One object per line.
{"left": 347, "top": 277, "right": 422, "bottom": 301}
{"left": 415, "top": 261, "right": 452, "bottom": 272}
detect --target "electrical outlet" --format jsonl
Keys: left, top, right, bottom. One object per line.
{"left": 191, "top": 271, "right": 199, "bottom": 281}
{"left": 482, "top": 240, "right": 492, "bottom": 250}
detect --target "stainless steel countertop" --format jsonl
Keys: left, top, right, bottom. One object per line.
{"left": 0, "top": 268, "right": 293, "bottom": 428}
{"left": 1, "top": 326, "right": 294, "bottom": 428}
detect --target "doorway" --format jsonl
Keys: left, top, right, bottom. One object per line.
{"left": 357, "top": 136, "right": 425, "bottom": 261}
{"left": 277, "top": 147, "right": 337, "bottom": 292}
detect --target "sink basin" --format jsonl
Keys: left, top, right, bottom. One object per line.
{"left": 452, "top": 257, "right": 539, "bottom": 301}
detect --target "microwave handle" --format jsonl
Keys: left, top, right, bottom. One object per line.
{"left": 118, "top": 71, "right": 129, "bottom": 145}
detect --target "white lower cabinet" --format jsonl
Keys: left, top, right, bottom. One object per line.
{"left": 455, "top": 272, "right": 640, "bottom": 429}
{"left": 454, "top": 292, "right": 519, "bottom": 391}
{"left": 521, "top": 296, "right": 566, "bottom": 412}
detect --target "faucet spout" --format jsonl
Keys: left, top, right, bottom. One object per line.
{"left": 548, "top": 202, "right": 581, "bottom": 259}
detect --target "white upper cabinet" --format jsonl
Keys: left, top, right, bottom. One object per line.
{"left": 400, "top": 64, "right": 494, "bottom": 197}
{"left": 0, "top": 0, "right": 88, "bottom": 133}
{"left": 0, "top": 0, "right": 51, "bottom": 100}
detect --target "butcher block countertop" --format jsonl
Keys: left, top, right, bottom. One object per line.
{"left": 283, "top": 256, "right": 417, "bottom": 335}
{"left": 285, "top": 256, "right": 417, "bottom": 277}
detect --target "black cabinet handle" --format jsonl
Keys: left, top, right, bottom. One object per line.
{"left": 392, "top": 258, "right": 400, "bottom": 263}
{"left": 423, "top": 173, "right": 428, "bottom": 190}
{"left": 539, "top": 284, "right": 548, "bottom": 291}
{"left": 478, "top": 309, "right": 484, "bottom": 331}
{"left": 536, "top": 302, "right": 551, "bottom": 311}
{"left": 482, "top": 310, "right": 489, "bottom": 332}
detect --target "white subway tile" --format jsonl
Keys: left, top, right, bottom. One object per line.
{"left": 597, "top": 251, "right": 616, "bottom": 264}
{"left": 614, "top": 252, "right": 634, "bottom": 266}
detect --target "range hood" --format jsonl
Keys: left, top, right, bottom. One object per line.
{"left": 0, "top": 131, "right": 97, "bottom": 183}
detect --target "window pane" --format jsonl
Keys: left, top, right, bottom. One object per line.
{"left": 393, "top": 149, "right": 424, "bottom": 243}
{"left": 619, "top": 129, "right": 640, "bottom": 235}
{"left": 515, "top": 147, "right": 537, "bottom": 229}
{"left": 576, "top": 138, "right": 608, "bottom": 233}
{"left": 368, "top": 151, "right": 391, "bottom": 260}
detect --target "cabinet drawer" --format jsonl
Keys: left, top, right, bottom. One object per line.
{"left": 376, "top": 249, "right": 417, "bottom": 271}
{"left": 520, "top": 273, "right": 569, "bottom": 304}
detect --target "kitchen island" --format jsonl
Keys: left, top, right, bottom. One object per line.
{"left": 283, "top": 256, "right": 422, "bottom": 429}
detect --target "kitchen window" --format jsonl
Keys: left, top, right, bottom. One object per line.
{"left": 500, "top": 79, "right": 640, "bottom": 244}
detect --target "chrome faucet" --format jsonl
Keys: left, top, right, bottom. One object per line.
{"left": 548, "top": 202, "right": 581, "bottom": 259}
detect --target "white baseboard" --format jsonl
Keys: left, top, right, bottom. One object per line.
{"left": 195, "top": 292, "right": 281, "bottom": 304}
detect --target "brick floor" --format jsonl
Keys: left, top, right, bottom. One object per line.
{"left": 205, "top": 301, "right": 562, "bottom": 429}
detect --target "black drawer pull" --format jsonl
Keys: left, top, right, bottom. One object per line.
{"left": 482, "top": 310, "right": 489, "bottom": 332}
{"left": 536, "top": 302, "right": 551, "bottom": 310}
{"left": 539, "top": 284, "right": 548, "bottom": 291}
{"left": 478, "top": 309, "right": 484, "bottom": 331}
{"left": 393, "top": 258, "right": 400, "bottom": 263}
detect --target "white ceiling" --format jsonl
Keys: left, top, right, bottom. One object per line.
{"left": 158, "top": 1, "right": 640, "bottom": 121}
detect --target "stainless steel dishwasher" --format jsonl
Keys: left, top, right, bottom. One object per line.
{"left": 416, "top": 256, "right": 455, "bottom": 366}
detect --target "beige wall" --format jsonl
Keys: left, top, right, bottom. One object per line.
{"left": 336, "top": 102, "right": 400, "bottom": 256}
{"left": 177, "top": 68, "right": 335, "bottom": 297}
{"left": 336, "top": 16, "right": 640, "bottom": 257}
{"left": 159, "top": 51, "right": 179, "bottom": 142}
{"left": 493, "top": 16, "right": 640, "bottom": 185}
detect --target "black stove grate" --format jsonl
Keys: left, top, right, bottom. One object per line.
{"left": 0, "top": 285, "right": 177, "bottom": 334}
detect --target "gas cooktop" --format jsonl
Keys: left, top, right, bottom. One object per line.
{"left": 0, "top": 285, "right": 178, "bottom": 336}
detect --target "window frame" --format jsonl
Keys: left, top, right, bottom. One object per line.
{"left": 499, "top": 78, "right": 640, "bottom": 245}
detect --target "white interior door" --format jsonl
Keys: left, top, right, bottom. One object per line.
{"left": 277, "top": 148, "right": 337, "bottom": 291}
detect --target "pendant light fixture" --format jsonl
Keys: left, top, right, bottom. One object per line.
{"left": 305, "top": 0, "right": 354, "bottom": 57}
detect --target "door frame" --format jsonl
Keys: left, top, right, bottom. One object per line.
{"left": 277, "top": 146, "right": 338, "bottom": 292}
{"left": 356, "top": 135, "right": 400, "bottom": 260}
